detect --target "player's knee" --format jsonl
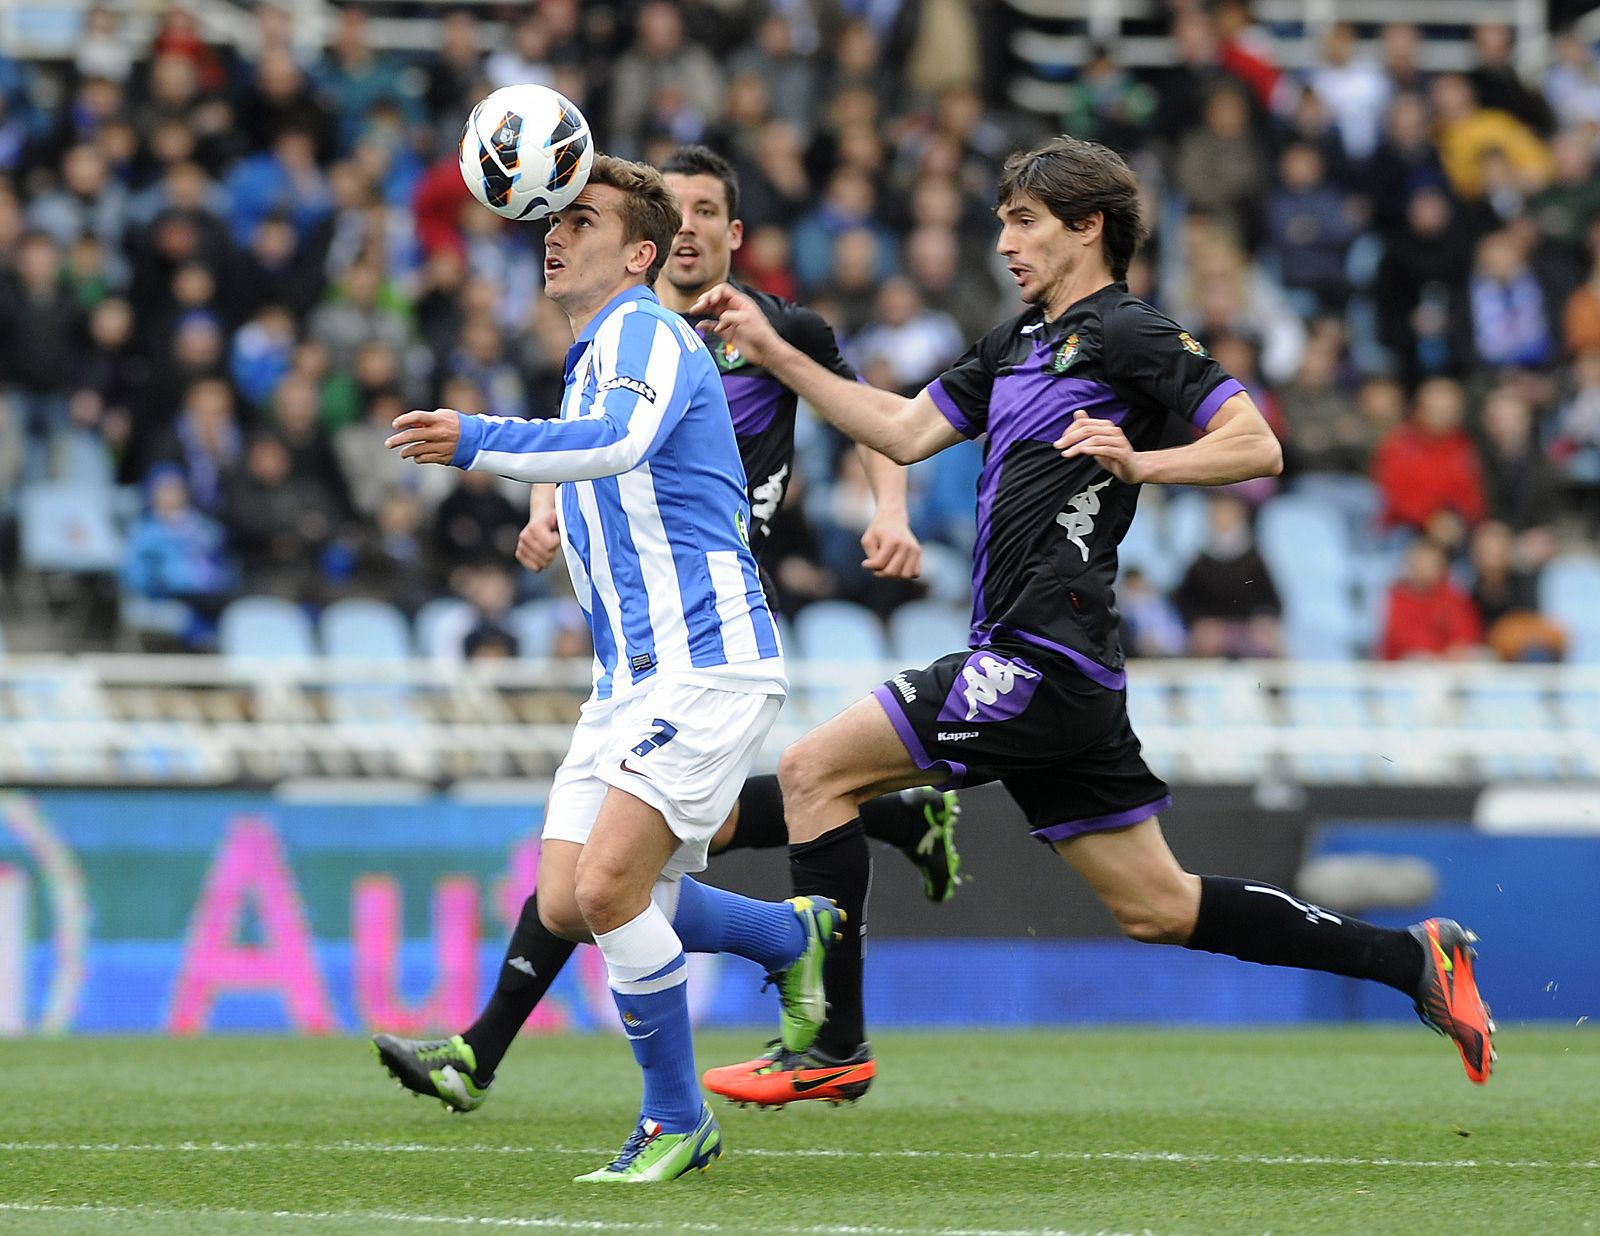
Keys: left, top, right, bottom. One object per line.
{"left": 777, "top": 739, "right": 828, "bottom": 812}
{"left": 572, "top": 856, "right": 632, "bottom": 935}
{"left": 537, "top": 893, "right": 587, "bottom": 942}
{"left": 1108, "top": 875, "right": 1200, "bottom": 945}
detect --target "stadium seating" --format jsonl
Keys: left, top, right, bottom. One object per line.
{"left": 511, "top": 598, "right": 566, "bottom": 659}
{"left": 888, "top": 600, "right": 970, "bottom": 664}
{"left": 218, "top": 596, "right": 316, "bottom": 663}
{"left": 794, "top": 600, "right": 888, "bottom": 662}
{"left": 413, "top": 596, "right": 475, "bottom": 661}
{"left": 1540, "top": 556, "right": 1600, "bottom": 663}
{"left": 18, "top": 483, "right": 123, "bottom": 575}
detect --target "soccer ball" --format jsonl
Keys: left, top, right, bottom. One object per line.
{"left": 458, "top": 84, "right": 594, "bottom": 221}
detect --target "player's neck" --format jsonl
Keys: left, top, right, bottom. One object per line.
{"left": 656, "top": 271, "right": 730, "bottom": 316}
{"left": 1042, "top": 265, "right": 1116, "bottom": 323}
{"left": 561, "top": 276, "right": 650, "bottom": 339}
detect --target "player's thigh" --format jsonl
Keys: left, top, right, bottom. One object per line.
{"left": 574, "top": 787, "right": 683, "bottom": 931}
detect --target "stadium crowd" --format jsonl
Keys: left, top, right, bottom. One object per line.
{"left": 0, "top": 1, "right": 1596, "bottom": 663}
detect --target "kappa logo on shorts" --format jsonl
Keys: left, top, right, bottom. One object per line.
{"left": 1055, "top": 477, "right": 1114, "bottom": 561}
{"left": 936, "top": 730, "right": 980, "bottom": 742}
{"left": 937, "top": 653, "right": 1042, "bottom": 724}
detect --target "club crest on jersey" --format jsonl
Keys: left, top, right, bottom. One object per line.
{"left": 716, "top": 340, "right": 749, "bottom": 372}
{"left": 1178, "top": 331, "right": 1206, "bottom": 356}
{"left": 1051, "top": 333, "right": 1081, "bottom": 373}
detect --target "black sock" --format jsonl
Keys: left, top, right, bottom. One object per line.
{"left": 858, "top": 789, "right": 934, "bottom": 852}
{"left": 721, "top": 774, "right": 789, "bottom": 851}
{"left": 461, "top": 893, "right": 576, "bottom": 1079}
{"left": 789, "top": 820, "right": 872, "bottom": 1059}
{"left": 1185, "top": 876, "right": 1423, "bottom": 994}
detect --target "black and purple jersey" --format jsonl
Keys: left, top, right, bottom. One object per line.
{"left": 927, "top": 281, "right": 1243, "bottom": 686}
{"left": 692, "top": 285, "right": 856, "bottom": 559}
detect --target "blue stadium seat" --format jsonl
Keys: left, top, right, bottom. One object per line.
{"left": 320, "top": 598, "right": 413, "bottom": 660}
{"left": 1258, "top": 496, "right": 1351, "bottom": 586}
{"left": 19, "top": 482, "right": 123, "bottom": 574}
{"left": 1162, "top": 489, "right": 1210, "bottom": 583}
{"left": 793, "top": 600, "right": 887, "bottom": 662}
{"left": 414, "top": 597, "right": 475, "bottom": 660}
{"left": 1540, "top": 556, "right": 1600, "bottom": 663}
{"left": 512, "top": 598, "right": 566, "bottom": 659}
{"left": 888, "top": 601, "right": 970, "bottom": 664}
{"left": 219, "top": 597, "right": 316, "bottom": 662}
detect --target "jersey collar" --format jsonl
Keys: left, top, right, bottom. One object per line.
{"left": 566, "top": 284, "right": 660, "bottom": 376}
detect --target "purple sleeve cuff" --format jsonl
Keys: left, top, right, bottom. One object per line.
{"left": 1190, "top": 378, "right": 1245, "bottom": 430}
{"left": 926, "top": 378, "right": 979, "bottom": 438}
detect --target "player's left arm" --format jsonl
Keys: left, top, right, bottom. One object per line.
{"left": 1066, "top": 300, "right": 1283, "bottom": 486}
{"left": 1055, "top": 394, "right": 1282, "bottom": 486}
{"left": 856, "top": 446, "right": 922, "bottom": 579}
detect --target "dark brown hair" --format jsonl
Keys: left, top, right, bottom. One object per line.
{"left": 584, "top": 154, "right": 681, "bottom": 286}
{"left": 996, "top": 136, "right": 1148, "bottom": 281}
{"left": 660, "top": 144, "right": 740, "bottom": 220}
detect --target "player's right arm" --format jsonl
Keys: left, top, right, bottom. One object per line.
{"left": 694, "top": 284, "right": 963, "bottom": 465}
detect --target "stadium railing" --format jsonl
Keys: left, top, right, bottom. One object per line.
{"left": 0, "top": 654, "right": 1595, "bottom": 788}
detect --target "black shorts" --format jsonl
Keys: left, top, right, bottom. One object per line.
{"left": 870, "top": 643, "right": 1170, "bottom": 845}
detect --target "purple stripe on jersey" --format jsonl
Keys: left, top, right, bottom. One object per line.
{"left": 871, "top": 684, "right": 967, "bottom": 786}
{"left": 927, "top": 378, "right": 978, "bottom": 438}
{"left": 1191, "top": 378, "right": 1245, "bottom": 429}
{"left": 1029, "top": 795, "right": 1173, "bottom": 844}
{"left": 969, "top": 362, "right": 1129, "bottom": 637}
{"left": 936, "top": 651, "right": 1042, "bottom": 723}
{"left": 721, "top": 373, "right": 784, "bottom": 436}
{"left": 985, "top": 623, "right": 1128, "bottom": 690}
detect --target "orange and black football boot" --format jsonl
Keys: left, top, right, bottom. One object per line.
{"left": 1408, "top": 918, "right": 1496, "bottom": 1084}
{"left": 702, "top": 1040, "right": 875, "bottom": 1108}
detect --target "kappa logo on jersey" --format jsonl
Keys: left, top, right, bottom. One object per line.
{"left": 957, "top": 654, "right": 1040, "bottom": 722}
{"left": 1055, "top": 477, "right": 1114, "bottom": 561}
{"left": 750, "top": 463, "right": 789, "bottom": 525}
{"left": 715, "top": 340, "right": 749, "bottom": 372}
{"left": 1178, "top": 331, "right": 1206, "bottom": 356}
{"left": 1051, "top": 333, "right": 1081, "bottom": 373}
{"left": 597, "top": 375, "right": 658, "bottom": 403}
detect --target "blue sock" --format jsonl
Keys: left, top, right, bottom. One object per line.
{"left": 595, "top": 905, "right": 702, "bottom": 1133}
{"left": 671, "top": 877, "right": 805, "bottom": 971}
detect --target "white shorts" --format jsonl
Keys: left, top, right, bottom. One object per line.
{"left": 540, "top": 675, "right": 784, "bottom": 878}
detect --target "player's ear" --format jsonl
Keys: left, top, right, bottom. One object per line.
{"left": 627, "top": 238, "right": 657, "bottom": 278}
{"left": 728, "top": 219, "right": 744, "bottom": 252}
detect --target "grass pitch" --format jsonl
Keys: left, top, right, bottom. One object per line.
{"left": 1, "top": 1027, "right": 1596, "bottom": 1235}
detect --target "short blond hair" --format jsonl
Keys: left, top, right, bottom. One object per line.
{"left": 585, "top": 154, "right": 680, "bottom": 286}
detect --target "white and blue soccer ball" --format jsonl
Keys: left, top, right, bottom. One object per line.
{"left": 458, "top": 84, "right": 594, "bottom": 221}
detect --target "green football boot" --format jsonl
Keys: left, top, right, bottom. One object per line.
{"left": 772, "top": 895, "right": 843, "bottom": 1053}
{"left": 907, "top": 789, "right": 962, "bottom": 903}
{"left": 371, "top": 1033, "right": 490, "bottom": 1113}
{"left": 573, "top": 1104, "right": 723, "bottom": 1183}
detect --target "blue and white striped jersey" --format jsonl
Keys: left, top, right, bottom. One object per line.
{"left": 450, "top": 285, "right": 784, "bottom": 701}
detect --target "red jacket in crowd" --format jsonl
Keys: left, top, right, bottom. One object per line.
{"left": 1372, "top": 424, "right": 1487, "bottom": 530}
{"left": 1379, "top": 578, "right": 1484, "bottom": 660}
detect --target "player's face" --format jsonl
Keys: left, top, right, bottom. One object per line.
{"left": 996, "top": 194, "right": 1079, "bottom": 314}
{"left": 544, "top": 184, "right": 651, "bottom": 315}
{"left": 663, "top": 172, "right": 742, "bottom": 294}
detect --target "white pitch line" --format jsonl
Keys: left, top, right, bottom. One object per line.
{"left": 0, "top": 1202, "right": 1160, "bottom": 1236}
{"left": 0, "top": 1141, "right": 1595, "bottom": 1172}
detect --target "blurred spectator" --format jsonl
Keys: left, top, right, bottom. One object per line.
{"left": 609, "top": 2, "right": 725, "bottom": 156}
{"left": 426, "top": 10, "right": 487, "bottom": 136}
{"left": 1467, "top": 519, "right": 1565, "bottom": 662}
{"left": 1213, "top": 0, "right": 1284, "bottom": 112}
{"left": 1530, "top": 131, "right": 1600, "bottom": 282}
{"left": 1373, "top": 378, "right": 1486, "bottom": 533}
{"left": 812, "top": 227, "right": 891, "bottom": 335}
{"left": 849, "top": 277, "right": 962, "bottom": 394}
{"left": 120, "top": 465, "right": 237, "bottom": 647}
{"left": 307, "top": 258, "right": 413, "bottom": 373}
{"left": 1478, "top": 384, "right": 1558, "bottom": 563}
{"left": 1174, "top": 82, "right": 1266, "bottom": 250}
{"left": 735, "top": 120, "right": 811, "bottom": 231}
{"left": 152, "top": 376, "right": 242, "bottom": 517}
{"left": 317, "top": 6, "right": 420, "bottom": 154}
{"left": 892, "top": 0, "right": 982, "bottom": 99}
{"left": 1060, "top": 44, "right": 1158, "bottom": 154}
{"left": 340, "top": 486, "right": 436, "bottom": 613}
{"left": 1468, "top": 24, "right": 1555, "bottom": 135}
{"left": 1469, "top": 229, "right": 1554, "bottom": 369}
{"left": 1552, "top": 348, "right": 1600, "bottom": 528}
{"left": 1267, "top": 143, "right": 1361, "bottom": 314}
{"left": 77, "top": 5, "right": 135, "bottom": 84}
{"left": 485, "top": 13, "right": 555, "bottom": 92}
{"left": 222, "top": 433, "right": 340, "bottom": 598}
{"left": 0, "top": 232, "right": 83, "bottom": 474}
{"left": 1544, "top": 31, "right": 1600, "bottom": 129}
{"left": 447, "top": 317, "right": 527, "bottom": 421}
{"left": 434, "top": 469, "right": 522, "bottom": 568}
{"left": 270, "top": 371, "right": 355, "bottom": 522}
{"left": 28, "top": 143, "right": 129, "bottom": 251}
{"left": 1374, "top": 187, "right": 1474, "bottom": 383}
{"left": 1173, "top": 494, "right": 1283, "bottom": 658}
{"left": 241, "top": 46, "right": 336, "bottom": 160}
{"left": 1310, "top": 23, "right": 1392, "bottom": 163}
{"left": 1278, "top": 336, "right": 1365, "bottom": 475}
{"left": 1430, "top": 73, "right": 1551, "bottom": 202}
{"left": 728, "top": 15, "right": 817, "bottom": 129}
{"left": 1166, "top": 222, "right": 1306, "bottom": 384}
{"left": 444, "top": 560, "right": 521, "bottom": 661}
{"left": 792, "top": 169, "right": 895, "bottom": 291}
{"left": 1120, "top": 567, "right": 1187, "bottom": 658}
{"left": 230, "top": 303, "right": 297, "bottom": 412}
{"left": 225, "top": 127, "right": 334, "bottom": 247}
{"left": 1379, "top": 539, "right": 1483, "bottom": 660}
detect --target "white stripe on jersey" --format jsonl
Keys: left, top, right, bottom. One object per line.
{"left": 571, "top": 480, "right": 632, "bottom": 689}
{"left": 616, "top": 461, "right": 693, "bottom": 672}
{"left": 706, "top": 551, "right": 761, "bottom": 663}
